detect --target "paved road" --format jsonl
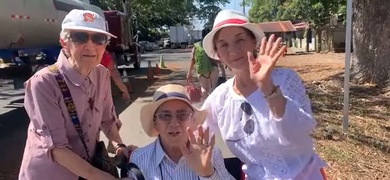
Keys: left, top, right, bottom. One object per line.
{"left": 0, "top": 48, "right": 233, "bottom": 180}
{"left": 104, "top": 48, "right": 235, "bottom": 157}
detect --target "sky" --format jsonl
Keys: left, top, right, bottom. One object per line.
{"left": 193, "top": 0, "right": 250, "bottom": 30}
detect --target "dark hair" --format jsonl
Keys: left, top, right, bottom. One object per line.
{"left": 212, "top": 27, "right": 256, "bottom": 53}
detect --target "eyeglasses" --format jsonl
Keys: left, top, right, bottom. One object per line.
{"left": 154, "top": 112, "right": 193, "bottom": 122}
{"left": 69, "top": 32, "right": 109, "bottom": 45}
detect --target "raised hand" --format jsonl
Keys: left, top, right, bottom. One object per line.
{"left": 180, "top": 126, "right": 216, "bottom": 177}
{"left": 248, "top": 34, "right": 286, "bottom": 88}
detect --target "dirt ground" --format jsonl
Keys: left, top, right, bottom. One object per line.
{"left": 278, "top": 53, "right": 390, "bottom": 180}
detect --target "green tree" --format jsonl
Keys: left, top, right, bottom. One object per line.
{"left": 196, "top": 0, "right": 229, "bottom": 29}
{"left": 249, "top": 0, "right": 346, "bottom": 52}
{"left": 91, "top": 0, "right": 197, "bottom": 41}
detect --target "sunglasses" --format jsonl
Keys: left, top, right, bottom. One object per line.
{"left": 69, "top": 32, "right": 109, "bottom": 45}
{"left": 226, "top": 102, "right": 255, "bottom": 143}
{"left": 241, "top": 102, "right": 255, "bottom": 135}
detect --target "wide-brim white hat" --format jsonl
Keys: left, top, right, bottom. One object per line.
{"left": 202, "top": 10, "right": 265, "bottom": 60}
{"left": 62, "top": 9, "right": 116, "bottom": 38}
{"left": 140, "top": 84, "right": 207, "bottom": 137}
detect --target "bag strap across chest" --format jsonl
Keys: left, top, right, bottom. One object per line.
{"left": 48, "top": 65, "right": 91, "bottom": 161}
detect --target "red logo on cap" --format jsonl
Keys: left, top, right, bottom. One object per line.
{"left": 83, "top": 13, "right": 95, "bottom": 22}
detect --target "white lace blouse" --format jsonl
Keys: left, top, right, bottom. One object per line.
{"left": 201, "top": 68, "right": 326, "bottom": 180}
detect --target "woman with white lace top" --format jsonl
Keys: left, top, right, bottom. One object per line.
{"left": 194, "top": 10, "right": 327, "bottom": 180}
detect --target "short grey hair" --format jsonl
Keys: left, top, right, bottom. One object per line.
{"left": 60, "top": 30, "right": 70, "bottom": 43}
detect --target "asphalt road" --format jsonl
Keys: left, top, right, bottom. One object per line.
{"left": 0, "top": 48, "right": 234, "bottom": 180}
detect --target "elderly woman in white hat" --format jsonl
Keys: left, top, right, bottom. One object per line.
{"left": 198, "top": 10, "right": 327, "bottom": 180}
{"left": 19, "top": 9, "right": 132, "bottom": 180}
{"left": 129, "top": 84, "right": 234, "bottom": 180}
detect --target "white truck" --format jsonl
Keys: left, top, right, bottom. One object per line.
{"left": 169, "top": 26, "right": 190, "bottom": 48}
{"left": 192, "top": 30, "right": 203, "bottom": 42}
{"left": 0, "top": 0, "right": 104, "bottom": 87}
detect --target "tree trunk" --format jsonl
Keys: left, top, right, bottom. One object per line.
{"left": 315, "top": 29, "right": 322, "bottom": 53}
{"left": 352, "top": 0, "right": 390, "bottom": 86}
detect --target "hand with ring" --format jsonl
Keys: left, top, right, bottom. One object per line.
{"left": 180, "top": 125, "right": 216, "bottom": 177}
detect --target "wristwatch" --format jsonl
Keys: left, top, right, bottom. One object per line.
{"left": 264, "top": 85, "right": 281, "bottom": 99}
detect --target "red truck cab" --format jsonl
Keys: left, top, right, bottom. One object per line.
{"left": 104, "top": 10, "right": 141, "bottom": 69}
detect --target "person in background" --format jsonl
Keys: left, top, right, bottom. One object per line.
{"left": 18, "top": 9, "right": 132, "bottom": 180}
{"left": 100, "top": 50, "right": 132, "bottom": 153}
{"left": 101, "top": 50, "right": 131, "bottom": 101}
{"left": 187, "top": 28, "right": 226, "bottom": 101}
{"left": 198, "top": 10, "right": 327, "bottom": 180}
{"left": 129, "top": 84, "right": 234, "bottom": 180}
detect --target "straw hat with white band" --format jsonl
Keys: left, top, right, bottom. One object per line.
{"left": 140, "top": 84, "right": 207, "bottom": 137}
{"left": 62, "top": 9, "right": 116, "bottom": 38}
{"left": 202, "top": 9, "right": 265, "bottom": 60}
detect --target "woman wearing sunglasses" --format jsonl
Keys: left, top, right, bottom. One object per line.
{"left": 19, "top": 10, "right": 132, "bottom": 180}
{"left": 197, "top": 10, "right": 327, "bottom": 180}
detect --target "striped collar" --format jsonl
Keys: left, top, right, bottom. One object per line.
{"left": 154, "top": 137, "right": 186, "bottom": 168}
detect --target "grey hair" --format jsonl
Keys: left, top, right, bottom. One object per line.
{"left": 60, "top": 30, "right": 70, "bottom": 42}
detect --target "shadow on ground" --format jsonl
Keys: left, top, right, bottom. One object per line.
{"left": 158, "top": 49, "right": 192, "bottom": 54}
{"left": 285, "top": 52, "right": 315, "bottom": 56}
{"left": 114, "top": 67, "right": 175, "bottom": 115}
{"left": 0, "top": 106, "right": 29, "bottom": 180}
{"left": 304, "top": 71, "right": 390, "bottom": 154}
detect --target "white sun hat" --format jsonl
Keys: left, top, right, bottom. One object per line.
{"left": 140, "top": 84, "right": 207, "bottom": 137}
{"left": 61, "top": 9, "right": 116, "bottom": 38}
{"left": 202, "top": 9, "right": 265, "bottom": 60}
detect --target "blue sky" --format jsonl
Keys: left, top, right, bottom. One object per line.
{"left": 193, "top": 0, "right": 250, "bottom": 30}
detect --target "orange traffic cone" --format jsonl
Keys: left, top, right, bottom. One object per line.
{"left": 147, "top": 61, "right": 154, "bottom": 81}
{"left": 155, "top": 63, "right": 160, "bottom": 75}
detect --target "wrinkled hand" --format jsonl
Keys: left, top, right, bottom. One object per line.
{"left": 248, "top": 34, "right": 286, "bottom": 88}
{"left": 116, "top": 144, "right": 138, "bottom": 157}
{"left": 116, "top": 147, "right": 130, "bottom": 158}
{"left": 181, "top": 126, "right": 216, "bottom": 177}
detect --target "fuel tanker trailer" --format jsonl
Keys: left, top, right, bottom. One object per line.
{"left": 0, "top": 0, "right": 104, "bottom": 87}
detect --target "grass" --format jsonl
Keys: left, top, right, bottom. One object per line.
{"left": 279, "top": 53, "right": 390, "bottom": 180}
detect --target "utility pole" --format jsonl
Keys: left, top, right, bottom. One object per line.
{"left": 243, "top": 0, "right": 246, "bottom": 15}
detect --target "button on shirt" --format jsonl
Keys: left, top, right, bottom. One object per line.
{"left": 201, "top": 68, "right": 326, "bottom": 180}
{"left": 18, "top": 51, "right": 118, "bottom": 180}
{"left": 129, "top": 138, "right": 235, "bottom": 180}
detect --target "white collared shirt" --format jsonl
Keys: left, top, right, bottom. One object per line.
{"left": 129, "top": 138, "right": 235, "bottom": 180}
{"left": 202, "top": 68, "right": 327, "bottom": 180}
